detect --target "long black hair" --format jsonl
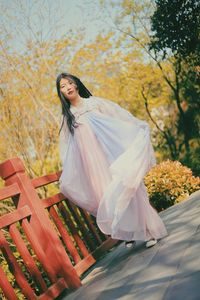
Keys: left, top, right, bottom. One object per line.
{"left": 56, "top": 73, "right": 92, "bottom": 135}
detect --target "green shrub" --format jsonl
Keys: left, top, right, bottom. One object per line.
{"left": 145, "top": 160, "right": 200, "bottom": 211}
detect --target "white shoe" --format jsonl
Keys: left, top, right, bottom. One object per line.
{"left": 125, "top": 241, "right": 136, "bottom": 249}
{"left": 146, "top": 239, "right": 157, "bottom": 248}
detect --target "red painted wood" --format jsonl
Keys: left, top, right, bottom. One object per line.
{"left": 92, "top": 238, "right": 120, "bottom": 259}
{"left": 90, "top": 215, "right": 107, "bottom": 241}
{"left": 38, "top": 278, "right": 67, "bottom": 300}
{"left": 0, "top": 230, "right": 37, "bottom": 299}
{"left": 67, "top": 202, "right": 97, "bottom": 251}
{"left": 79, "top": 209, "right": 103, "bottom": 245}
{"left": 0, "top": 205, "right": 31, "bottom": 229}
{"left": 0, "top": 158, "right": 81, "bottom": 289}
{"left": 0, "top": 183, "right": 20, "bottom": 201}
{"left": 21, "top": 218, "right": 58, "bottom": 284}
{"left": 0, "top": 264, "right": 18, "bottom": 300}
{"left": 58, "top": 202, "right": 91, "bottom": 258}
{"left": 0, "top": 157, "right": 24, "bottom": 179}
{"left": 42, "top": 193, "right": 66, "bottom": 209}
{"left": 32, "top": 171, "right": 61, "bottom": 188}
{"left": 74, "top": 255, "right": 96, "bottom": 277}
{"left": 9, "top": 223, "right": 47, "bottom": 292}
{"left": 0, "top": 158, "right": 120, "bottom": 299}
{"left": 49, "top": 206, "right": 81, "bottom": 264}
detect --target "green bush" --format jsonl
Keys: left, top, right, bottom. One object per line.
{"left": 145, "top": 160, "right": 200, "bottom": 211}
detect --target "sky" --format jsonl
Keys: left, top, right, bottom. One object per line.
{"left": 0, "top": 0, "right": 120, "bottom": 53}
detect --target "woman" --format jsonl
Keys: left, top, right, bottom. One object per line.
{"left": 57, "top": 72, "right": 167, "bottom": 248}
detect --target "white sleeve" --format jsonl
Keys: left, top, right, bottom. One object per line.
{"left": 59, "top": 116, "right": 70, "bottom": 165}
{"left": 93, "top": 96, "right": 156, "bottom": 167}
{"left": 93, "top": 96, "right": 148, "bottom": 128}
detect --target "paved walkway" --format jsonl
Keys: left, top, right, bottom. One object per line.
{"left": 63, "top": 190, "right": 200, "bottom": 300}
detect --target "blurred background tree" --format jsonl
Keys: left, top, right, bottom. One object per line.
{"left": 0, "top": 0, "right": 82, "bottom": 183}
{"left": 99, "top": 0, "right": 200, "bottom": 174}
{"left": 0, "top": 0, "right": 199, "bottom": 179}
{"left": 149, "top": 0, "right": 200, "bottom": 174}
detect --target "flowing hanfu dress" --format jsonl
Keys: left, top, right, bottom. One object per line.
{"left": 59, "top": 96, "right": 167, "bottom": 241}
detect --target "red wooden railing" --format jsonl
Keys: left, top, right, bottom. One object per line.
{"left": 0, "top": 158, "right": 118, "bottom": 299}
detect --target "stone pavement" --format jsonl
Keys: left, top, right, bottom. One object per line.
{"left": 62, "top": 190, "right": 200, "bottom": 300}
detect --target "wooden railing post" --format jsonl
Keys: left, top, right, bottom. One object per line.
{"left": 0, "top": 157, "right": 81, "bottom": 289}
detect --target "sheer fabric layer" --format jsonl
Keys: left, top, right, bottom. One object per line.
{"left": 59, "top": 96, "right": 167, "bottom": 241}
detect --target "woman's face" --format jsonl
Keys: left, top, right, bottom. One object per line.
{"left": 60, "top": 77, "right": 79, "bottom": 100}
